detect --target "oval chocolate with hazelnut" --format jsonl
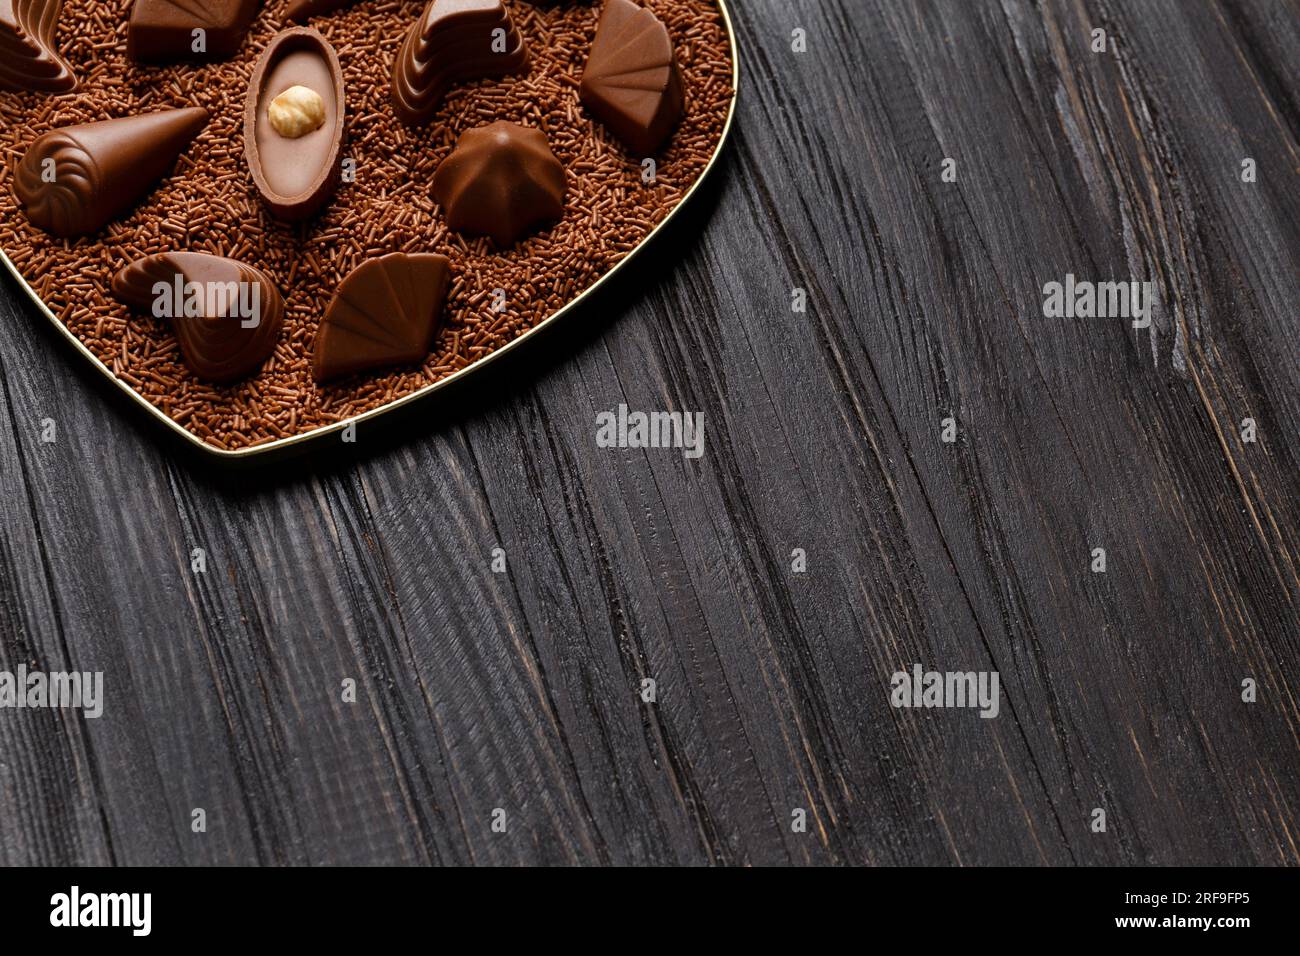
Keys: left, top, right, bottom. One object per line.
{"left": 243, "top": 27, "right": 346, "bottom": 221}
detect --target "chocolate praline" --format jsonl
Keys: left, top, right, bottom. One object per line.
{"left": 13, "top": 108, "right": 209, "bottom": 237}
{"left": 244, "top": 27, "right": 346, "bottom": 221}
{"left": 432, "top": 121, "right": 565, "bottom": 246}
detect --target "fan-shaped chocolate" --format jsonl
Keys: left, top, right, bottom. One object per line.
{"left": 580, "top": 0, "right": 684, "bottom": 155}
{"left": 127, "top": 0, "right": 260, "bottom": 61}
{"left": 244, "top": 27, "right": 346, "bottom": 221}
{"left": 432, "top": 121, "right": 565, "bottom": 246}
{"left": 312, "top": 253, "right": 451, "bottom": 382}
{"left": 0, "top": 0, "right": 76, "bottom": 92}
{"left": 284, "top": 0, "right": 358, "bottom": 21}
{"left": 391, "top": 0, "right": 528, "bottom": 126}
{"left": 13, "top": 108, "right": 209, "bottom": 237}
{"left": 112, "top": 252, "right": 284, "bottom": 382}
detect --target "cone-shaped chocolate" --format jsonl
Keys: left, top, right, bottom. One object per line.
{"left": 14, "top": 108, "right": 209, "bottom": 237}
{"left": 312, "top": 253, "right": 451, "bottom": 382}
{"left": 432, "top": 121, "right": 565, "bottom": 246}
{"left": 0, "top": 0, "right": 76, "bottom": 92}
{"left": 112, "top": 252, "right": 284, "bottom": 382}
{"left": 284, "top": 0, "right": 359, "bottom": 21}
{"left": 580, "top": 0, "right": 684, "bottom": 155}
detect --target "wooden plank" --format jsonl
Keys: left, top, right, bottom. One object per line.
{"left": 0, "top": 0, "right": 1295, "bottom": 866}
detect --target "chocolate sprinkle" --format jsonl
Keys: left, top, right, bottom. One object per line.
{"left": 0, "top": 0, "right": 734, "bottom": 451}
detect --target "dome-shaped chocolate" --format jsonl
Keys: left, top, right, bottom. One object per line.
{"left": 432, "top": 121, "right": 565, "bottom": 246}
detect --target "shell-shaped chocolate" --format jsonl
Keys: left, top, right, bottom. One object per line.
{"left": 112, "top": 252, "right": 284, "bottom": 383}
{"left": 13, "top": 108, "right": 209, "bottom": 237}
{"left": 391, "top": 0, "right": 528, "bottom": 126}
{"left": 432, "top": 121, "right": 565, "bottom": 246}
{"left": 0, "top": 0, "right": 77, "bottom": 93}
{"left": 580, "top": 0, "right": 684, "bottom": 155}
{"left": 244, "top": 27, "right": 345, "bottom": 221}
{"left": 312, "top": 253, "right": 451, "bottom": 382}
{"left": 127, "top": 0, "right": 260, "bottom": 62}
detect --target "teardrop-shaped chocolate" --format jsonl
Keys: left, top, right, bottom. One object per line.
{"left": 0, "top": 0, "right": 76, "bottom": 92}
{"left": 13, "top": 108, "right": 209, "bottom": 237}
{"left": 112, "top": 252, "right": 284, "bottom": 383}
{"left": 244, "top": 27, "right": 346, "bottom": 221}
{"left": 391, "top": 0, "right": 528, "bottom": 126}
{"left": 312, "top": 253, "right": 451, "bottom": 382}
{"left": 580, "top": 0, "right": 684, "bottom": 155}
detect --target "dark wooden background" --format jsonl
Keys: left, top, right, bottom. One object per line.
{"left": 1, "top": 0, "right": 1296, "bottom": 866}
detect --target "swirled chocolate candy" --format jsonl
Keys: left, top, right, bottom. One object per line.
{"left": 13, "top": 108, "right": 209, "bottom": 237}
{"left": 127, "top": 0, "right": 260, "bottom": 61}
{"left": 312, "top": 253, "right": 451, "bottom": 382}
{"left": 112, "top": 253, "right": 284, "bottom": 382}
{"left": 284, "top": 0, "right": 358, "bottom": 21}
{"left": 580, "top": 0, "right": 684, "bottom": 155}
{"left": 0, "top": 0, "right": 77, "bottom": 93}
{"left": 432, "top": 121, "right": 565, "bottom": 246}
{"left": 391, "top": 0, "right": 527, "bottom": 125}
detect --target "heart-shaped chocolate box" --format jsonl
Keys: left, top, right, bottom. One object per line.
{"left": 0, "top": 0, "right": 738, "bottom": 459}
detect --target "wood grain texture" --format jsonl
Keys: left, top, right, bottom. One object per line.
{"left": 0, "top": 0, "right": 1296, "bottom": 866}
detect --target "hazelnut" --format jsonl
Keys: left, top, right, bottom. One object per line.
{"left": 267, "top": 85, "right": 326, "bottom": 139}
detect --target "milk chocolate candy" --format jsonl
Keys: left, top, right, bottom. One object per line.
{"left": 432, "top": 121, "right": 564, "bottom": 246}
{"left": 312, "top": 253, "right": 451, "bottom": 382}
{"left": 13, "top": 108, "right": 209, "bottom": 237}
{"left": 580, "top": 0, "right": 684, "bottom": 155}
{"left": 284, "top": 0, "right": 359, "bottom": 21}
{"left": 244, "top": 27, "right": 346, "bottom": 221}
{"left": 113, "top": 252, "right": 284, "bottom": 382}
{"left": 127, "top": 0, "right": 260, "bottom": 61}
{"left": 0, "top": 0, "right": 76, "bottom": 93}
{"left": 391, "top": 0, "right": 528, "bottom": 126}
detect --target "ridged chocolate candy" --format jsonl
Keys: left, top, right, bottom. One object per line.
{"left": 112, "top": 252, "right": 284, "bottom": 383}
{"left": 432, "top": 121, "right": 565, "bottom": 246}
{"left": 580, "top": 0, "right": 684, "bottom": 155}
{"left": 14, "top": 108, "right": 209, "bottom": 237}
{"left": 312, "top": 253, "right": 451, "bottom": 382}
{"left": 391, "top": 0, "right": 527, "bottom": 125}
{"left": 0, "top": 0, "right": 76, "bottom": 93}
